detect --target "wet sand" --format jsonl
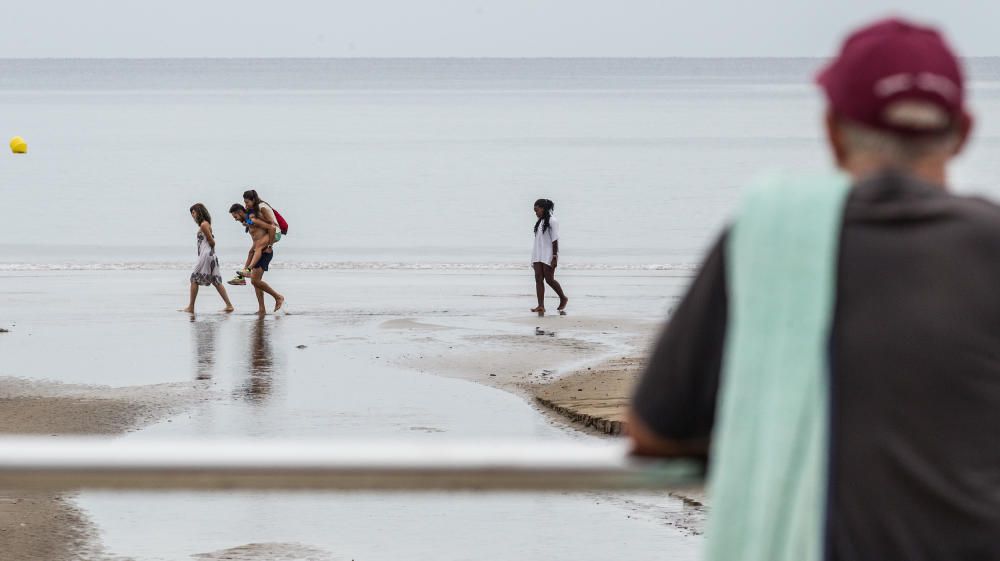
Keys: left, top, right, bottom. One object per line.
{"left": 392, "top": 311, "right": 659, "bottom": 437}
{"left": 531, "top": 356, "right": 643, "bottom": 436}
{"left": 525, "top": 353, "right": 710, "bottom": 531}
{"left": 0, "top": 269, "right": 704, "bottom": 558}
{"left": 0, "top": 377, "right": 201, "bottom": 560}
{"left": 395, "top": 314, "right": 657, "bottom": 395}
{"left": 391, "top": 310, "right": 709, "bottom": 534}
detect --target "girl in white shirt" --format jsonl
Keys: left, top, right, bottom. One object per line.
{"left": 531, "top": 199, "right": 568, "bottom": 315}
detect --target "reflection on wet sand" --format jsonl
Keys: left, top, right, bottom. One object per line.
{"left": 190, "top": 315, "right": 219, "bottom": 381}
{"left": 238, "top": 316, "right": 279, "bottom": 403}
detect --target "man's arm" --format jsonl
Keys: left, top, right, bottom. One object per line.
{"left": 253, "top": 206, "right": 278, "bottom": 233}
{"left": 628, "top": 232, "right": 728, "bottom": 459}
{"left": 628, "top": 410, "right": 711, "bottom": 457}
{"left": 249, "top": 213, "right": 276, "bottom": 230}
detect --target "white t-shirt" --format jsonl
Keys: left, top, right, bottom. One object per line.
{"left": 256, "top": 202, "right": 278, "bottom": 233}
{"left": 531, "top": 215, "right": 560, "bottom": 266}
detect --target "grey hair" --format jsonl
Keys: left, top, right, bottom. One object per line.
{"left": 838, "top": 113, "right": 961, "bottom": 165}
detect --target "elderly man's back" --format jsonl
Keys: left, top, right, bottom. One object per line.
{"left": 831, "top": 172, "right": 1000, "bottom": 557}
{"left": 628, "top": 17, "right": 1000, "bottom": 561}
{"left": 633, "top": 170, "right": 1000, "bottom": 557}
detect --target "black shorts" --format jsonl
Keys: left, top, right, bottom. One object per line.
{"left": 254, "top": 250, "right": 274, "bottom": 271}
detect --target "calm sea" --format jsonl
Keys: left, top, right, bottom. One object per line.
{"left": 1, "top": 58, "right": 999, "bottom": 269}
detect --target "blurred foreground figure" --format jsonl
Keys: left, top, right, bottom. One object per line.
{"left": 629, "top": 18, "right": 999, "bottom": 561}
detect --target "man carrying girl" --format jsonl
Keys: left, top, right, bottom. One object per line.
{"left": 229, "top": 198, "right": 285, "bottom": 315}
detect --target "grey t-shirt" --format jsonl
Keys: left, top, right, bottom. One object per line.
{"left": 633, "top": 171, "right": 1000, "bottom": 560}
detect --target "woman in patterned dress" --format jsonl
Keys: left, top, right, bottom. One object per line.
{"left": 181, "top": 203, "right": 234, "bottom": 313}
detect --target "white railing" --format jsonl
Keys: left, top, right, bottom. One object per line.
{"left": 0, "top": 438, "right": 702, "bottom": 492}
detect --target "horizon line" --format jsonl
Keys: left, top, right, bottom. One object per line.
{"left": 1, "top": 55, "right": 996, "bottom": 62}
{"left": 0, "top": 55, "right": 833, "bottom": 60}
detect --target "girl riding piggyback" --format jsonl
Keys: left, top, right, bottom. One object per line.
{"left": 231, "top": 189, "right": 290, "bottom": 282}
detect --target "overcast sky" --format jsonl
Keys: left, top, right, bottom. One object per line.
{"left": 1, "top": 1, "right": 995, "bottom": 58}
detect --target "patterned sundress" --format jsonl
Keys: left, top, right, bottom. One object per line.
{"left": 190, "top": 230, "right": 222, "bottom": 286}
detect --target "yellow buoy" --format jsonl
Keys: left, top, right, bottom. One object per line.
{"left": 10, "top": 136, "right": 27, "bottom": 154}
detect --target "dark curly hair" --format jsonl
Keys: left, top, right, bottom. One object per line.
{"left": 533, "top": 199, "right": 555, "bottom": 235}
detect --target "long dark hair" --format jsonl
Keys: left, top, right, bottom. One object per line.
{"left": 242, "top": 189, "right": 273, "bottom": 212}
{"left": 533, "top": 199, "right": 555, "bottom": 235}
{"left": 190, "top": 203, "right": 211, "bottom": 225}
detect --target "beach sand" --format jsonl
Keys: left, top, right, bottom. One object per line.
{"left": 391, "top": 309, "right": 658, "bottom": 436}
{"left": 394, "top": 311, "right": 709, "bottom": 534}
{"left": 0, "top": 377, "right": 201, "bottom": 561}
{"left": 526, "top": 353, "right": 710, "bottom": 525}
{"left": 395, "top": 314, "right": 656, "bottom": 393}
{"left": 530, "top": 356, "right": 642, "bottom": 435}
{"left": 0, "top": 269, "right": 704, "bottom": 558}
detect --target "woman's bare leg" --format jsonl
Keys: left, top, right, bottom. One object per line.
{"left": 543, "top": 265, "right": 568, "bottom": 310}
{"left": 246, "top": 241, "right": 266, "bottom": 271}
{"left": 531, "top": 262, "right": 546, "bottom": 314}
{"left": 213, "top": 282, "right": 235, "bottom": 312}
{"left": 180, "top": 282, "right": 198, "bottom": 313}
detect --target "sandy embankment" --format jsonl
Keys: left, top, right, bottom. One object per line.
{"left": 531, "top": 356, "right": 642, "bottom": 435}
{"left": 389, "top": 313, "right": 708, "bottom": 532}
{"left": 397, "top": 313, "right": 657, "bottom": 437}
{"left": 521, "top": 329, "right": 710, "bottom": 526}
{"left": 529, "top": 352, "right": 709, "bottom": 511}
{"left": 391, "top": 314, "right": 655, "bottom": 408}
{"left": 0, "top": 377, "right": 199, "bottom": 561}
{"left": 386, "top": 312, "right": 662, "bottom": 437}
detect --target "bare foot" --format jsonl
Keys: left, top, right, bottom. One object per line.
{"left": 257, "top": 308, "right": 267, "bottom": 316}
{"left": 274, "top": 295, "right": 285, "bottom": 313}
{"left": 558, "top": 297, "right": 568, "bottom": 311}
{"left": 531, "top": 306, "right": 545, "bottom": 317}
{"left": 223, "top": 306, "right": 234, "bottom": 313}
{"left": 179, "top": 307, "right": 194, "bottom": 313}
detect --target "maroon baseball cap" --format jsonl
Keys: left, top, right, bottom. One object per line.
{"left": 817, "top": 18, "right": 965, "bottom": 135}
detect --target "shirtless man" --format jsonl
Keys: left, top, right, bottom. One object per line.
{"left": 231, "top": 209, "right": 275, "bottom": 282}
{"left": 229, "top": 204, "right": 284, "bottom": 314}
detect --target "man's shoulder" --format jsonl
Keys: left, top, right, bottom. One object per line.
{"left": 943, "top": 194, "right": 1000, "bottom": 256}
{"left": 848, "top": 174, "right": 1000, "bottom": 227}
{"left": 946, "top": 192, "right": 1000, "bottom": 220}
{"left": 927, "top": 189, "right": 1000, "bottom": 239}
{"left": 845, "top": 177, "right": 1000, "bottom": 262}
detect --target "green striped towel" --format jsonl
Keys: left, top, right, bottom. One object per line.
{"left": 705, "top": 173, "right": 850, "bottom": 561}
